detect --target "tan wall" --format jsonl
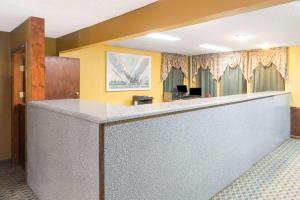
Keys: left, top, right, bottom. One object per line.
{"left": 45, "top": 37, "right": 57, "bottom": 56}
{"left": 10, "top": 20, "right": 29, "bottom": 49}
{"left": 0, "top": 31, "right": 11, "bottom": 161}
{"left": 56, "top": 0, "right": 293, "bottom": 52}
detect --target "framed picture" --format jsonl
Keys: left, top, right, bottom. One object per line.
{"left": 106, "top": 51, "right": 151, "bottom": 91}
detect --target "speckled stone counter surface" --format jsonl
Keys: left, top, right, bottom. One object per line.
{"left": 27, "top": 91, "right": 290, "bottom": 200}
{"left": 28, "top": 91, "right": 289, "bottom": 124}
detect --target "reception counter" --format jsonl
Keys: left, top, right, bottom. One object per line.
{"left": 27, "top": 91, "right": 290, "bottom": 200}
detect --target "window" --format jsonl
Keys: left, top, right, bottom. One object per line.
{"left": 196, "top": 68, "right": 217, "bottom": 97}
{"left": 163, "top": 67, "right": 184, "bottom": 92}
{"left": 252, "top": 64, "right": 285, "bottom": 92}
{"left": 220, "top": 66, "right": 247, "bottom": 96}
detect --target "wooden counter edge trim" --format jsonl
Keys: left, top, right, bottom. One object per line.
{"left": 99, "top": 124, "right": 105, "bottom": 200}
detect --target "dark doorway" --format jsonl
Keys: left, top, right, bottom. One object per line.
{"left": 11, "top": 45, "right": 26, "bottom": 167}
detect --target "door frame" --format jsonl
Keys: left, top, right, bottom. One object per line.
{"left": 11, "top": 44, "right": 27, "bottom": 166}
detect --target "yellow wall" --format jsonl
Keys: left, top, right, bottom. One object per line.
{"left": 286, "top": 46, "right": 300, "bottom": 107}
{"left": 45, "top": 37, "right": 57, "bottom": 56}
{"left": 60, "top": 44, "right": 165, "bottom": 105}
{"left": 61, "top": 43, "right": 300, "bottom": 107}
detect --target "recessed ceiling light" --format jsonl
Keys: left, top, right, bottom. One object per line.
{"left": 199, "top": 44, "right": 233, "bottom": 52}
{"left": 146, "top": 33, "right": 181, "bottom": 41}
{"left": 234, "top": 34, "right": 251, "bottom": 42}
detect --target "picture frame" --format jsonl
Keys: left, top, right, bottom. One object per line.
{"left": 106, "top": 51, "right": 152, "bottom": 91}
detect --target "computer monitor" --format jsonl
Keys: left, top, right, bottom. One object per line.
{"left": 177, "top": 85, "right": 188, "bottom": 93}
{"left": 190, "top": 88, "right": 202, "bottom": 96}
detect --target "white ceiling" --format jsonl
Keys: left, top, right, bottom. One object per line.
{"left": 0, "top": 0, "right": 158, "bottom": 38}
{"left": 110, "top": 1, "right": 300, "bottom": 55}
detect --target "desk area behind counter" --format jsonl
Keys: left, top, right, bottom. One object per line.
{"left": 164, "top": 85, "right": 203, "bottom": 102}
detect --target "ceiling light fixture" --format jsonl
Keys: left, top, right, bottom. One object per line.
{"left": 199, "top": 44, "right": 233, "bottom": 52}
{"left": 146, "top": 33, "right": 181, "bottom": 41}
{"left": 234, "top": 34, "right": 251, "bottom": 42}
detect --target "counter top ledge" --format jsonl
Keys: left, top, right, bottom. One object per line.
{"left": 28, "top": 91, "right": 289, "bottom": 124}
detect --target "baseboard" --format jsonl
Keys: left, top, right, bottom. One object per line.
{"left": 291, "top": 135, "right": 300, "bottom": 140}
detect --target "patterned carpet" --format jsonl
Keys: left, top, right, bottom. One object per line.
{"left": 212, "top": 139, "right": 300, "bottom": 200}
{"left": 0, "top": 139, "right": 299, "bottom": 200}
{"left": 0, "top": 161, "right": 38, "bottom": 200}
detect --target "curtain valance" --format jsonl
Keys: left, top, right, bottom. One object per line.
{"left": 248, "top": 47, "right": 288, "bottom": 80}
{"left": 192, "top": 51, "right": 248, "bottom": 81}
{"left": 161, "top": 53, "right": 188, "bottom": 81}
{"left": 192, "top": 54, "right": 218, "bottom": 81}
{"left": 217, "top": 51, "right": 248, "bottom": 80}
{"left": 192, "top": 47, "right": 288, "bottom": 81}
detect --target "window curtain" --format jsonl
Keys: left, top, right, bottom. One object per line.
{"left": 192, "top": 47, "right": 288, "bottom": 81}
{"left": 248, "top": 47, "right": 288, "bottom": 80}
{"left": 192, "top": 52, "right": 248, "bottom": 81}
{"left": 161, "top": 53, "right": 188, "bottom": 81}
{"left": 196, "top": 68, "right": 217, "bottom": 97}
{"left": 252, "top": 64, "right": 285, "bottom": 92}
{"left": 163, "top": 67, "right": 184, "bottom": 92}
{"left": 220, "top": 66, "right": 247, "bottom": 96}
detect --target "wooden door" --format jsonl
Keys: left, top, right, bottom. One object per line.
{"left": 11, "top": 45, "right": 26, "bottom": 167}
{"left": 45, "top": 56, "right": 80, "bottom": 99}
